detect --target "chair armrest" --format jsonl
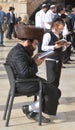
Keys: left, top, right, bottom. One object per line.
{"left": 15, "top": 78, "right": 41, "bottom": 83}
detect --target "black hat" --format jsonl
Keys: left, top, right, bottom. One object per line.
{"left": 9, "top": 6, "right": 15, "bottom": 11}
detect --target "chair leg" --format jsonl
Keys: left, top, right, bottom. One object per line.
{"left": 5, "top": 95, "right": 14, "bottom": 127}
{"left": 38, "top": 81, "right": 42, "bottom": 126}
{"left": 34, "top": 95, "right": 37, "bottom": 101}
{"left": 3, "top": 91, "right": 10, "bottom": 120}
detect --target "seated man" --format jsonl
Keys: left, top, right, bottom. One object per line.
{"left": 5, "top": 25, "right": 61, "bottom": 123}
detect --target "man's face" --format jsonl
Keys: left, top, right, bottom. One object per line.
{"left": 31, "top": 40, "right": 38, "bottom": 50}
{"left": 55, "top": 24, "right": 64, "bottom": 34}
{"left": 52, "top": 7, "right": 57, "bottom": 13}
{"left": 24, "top": 39, "right": 38, "bottom": 56}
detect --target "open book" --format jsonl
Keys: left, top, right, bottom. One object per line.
{"left": 55, "top": 39, "right": 71, "bottom": 46}
{"left": 38, "top": 49, "right": 54, "bottom": 59}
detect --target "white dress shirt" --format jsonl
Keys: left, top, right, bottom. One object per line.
{"left": 44, "top": 10, "right": 56, "bottom": 29}
{"left": 35, "top": 10, "right": 45, "bottom": 28}
{"left": 10, "top": 12, "right": 13, "bottom": 23}
{"left": 62, "top": 23, "right": 69, "bottom": 38}
{"left": 41, "top": 30, "right": 66, "bottom": 52}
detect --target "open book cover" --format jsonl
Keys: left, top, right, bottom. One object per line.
{"left": 55, "top": 39, "right": 71, "bottom": 46}
{"left": 38, "top": 49, "right": 54, "bottom": 59}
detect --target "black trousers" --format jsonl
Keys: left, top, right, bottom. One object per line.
{"left": 6, "top": 23, "right": 14, "bottom": 39}
{"left": 16, "top": 75, "right": 61, "bottom": 115}
{"left": 45, "top": 59, "right": 62, "bottom": 88}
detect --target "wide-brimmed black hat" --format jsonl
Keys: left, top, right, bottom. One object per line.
{"left": 15, "top": 23, "right": 44, "bottom": 42}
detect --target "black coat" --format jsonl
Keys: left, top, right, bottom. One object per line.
{"left": 6, "top": 12, "right": 15, "bottom": 25}
{"left": 6, "top": 43, "right": 39, "bottom": 95}
{"left": 6, "top": 43, "right": 61, "bottom": 115}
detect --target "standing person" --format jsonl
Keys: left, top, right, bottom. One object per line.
{"left": 70, "top": 7, "right": 75, "bottom": 50}
{"left": 0, "top": 5, "right": 6, "bottom": 46}
{"left": 61, "top": 13, "right": 72, "bottom": 64}
{"left": 35, "top": 4, "right": 48, "bottom": 52}
{"left": 6, "top": 6, "right": 16, "bottom": 39}
{"left": 6, "top": 25, "right": 61, "bottom": 122}
{"left": 41, "top": 19, "right": 70, "bottom": 88}
{"left": 44, "top": 4, "right": 56, "bottom": 31}
{"left": 53, "top": 5, "right": 65, "bottom": 22}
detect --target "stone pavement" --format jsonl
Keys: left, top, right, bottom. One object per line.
{"left": 0, "top": 38, "right": 75, "bottom": 130}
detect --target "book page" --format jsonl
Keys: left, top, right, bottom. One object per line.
{"left": 55, "top": 39, "right": 71, "bottom": 46}
{"left": 38, "top": 49, "right": 54, "bottom": 59}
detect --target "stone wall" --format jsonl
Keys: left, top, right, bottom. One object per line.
{"left": 0, "top": 0, "right": 27, "bottom": 18}
{"left": 27, "top": 0, "right": 46, "bottom": 16}
{"left": 0, "top": 0, "right": 63, "bottom": 19}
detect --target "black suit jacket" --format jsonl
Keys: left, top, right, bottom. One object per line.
{"left": 7, "top": 12, "right": 15, "bottom": 25}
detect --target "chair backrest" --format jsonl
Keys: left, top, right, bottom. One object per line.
{"left": 4, "top": 63, "right": 16, "bottom": 93}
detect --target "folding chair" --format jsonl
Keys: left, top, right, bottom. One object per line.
{"left": 3, "top": 63, "right": 42, "bottom": 126}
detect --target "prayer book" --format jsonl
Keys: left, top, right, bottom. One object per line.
{"left": 38, "top": 49, "right": 54, "bottom": 59}
{"left": 55, "top": 39, "right": 71, "bottom": 46}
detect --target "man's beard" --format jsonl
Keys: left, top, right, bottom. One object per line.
{"left": 25, "top": 44, "right": 35, "bottom": 56}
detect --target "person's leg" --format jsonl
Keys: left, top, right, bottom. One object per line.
{"left": 45, "top": 60, "right": 62, "bottom": 88}
{"left": 22, "top": 77, "right": 61, "bottom": 122}
{"left": 0, "top": 31, "right": 4, "bottom": 46}
{"left": 72, "top": 33, "right": 75, "bottom": 49}
{"left": 10, "top": 23, "right": 14, "bottom": 38}
{"left": 22, "top": 99, "right": 50, "bottom": 123}
{"left": 42, "top": 83, "right": 61, "bottom": 115}
{"left": 21, "top": 77, "right": 50, "bottom": 123}
{"left": 0, "top": 31, "right": 2, "bottom": 45}
{"left": 6, "top": 24, "right": 12, "bottom": 39}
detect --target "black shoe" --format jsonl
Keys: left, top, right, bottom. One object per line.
{"left": 28, "top": 112, "right": 50, "bottom": 123}
{"left": 22, "top": 105, "right": 30, "bottom": 115}
{"left": 0, "top": 45, "right": 5, "bottom": 47}
{"left": 62, "top": 65, "right": 66, "bottom": 68}
{"left": 66, "top": 61, "right": 71, "bottom": 64}
{"left": 69, "top": 58, "right": 74, "bottom": 61}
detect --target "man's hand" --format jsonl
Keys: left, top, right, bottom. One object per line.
{"left": 33, "top": 53, "right": 45, "bottom": 66}
{"left": 54, "top": 43, "right": 63, "bottom": 49}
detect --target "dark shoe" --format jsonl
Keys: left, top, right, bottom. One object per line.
{"left": 0, "top": 45, "right": 5, "bottom": 47}
{"left": 22, "top": 105, "right": 30, "bottom": 115}
{"left": 69, "top": 58, "right": 74, "bottom": 61}
{"left": 63, "top": 61, "right": 71, "bottom": 64}
{"left": 62, "top": 65, "right": 66, "bottom": 68}
{"left": 66, "top": 61, "right": 71, "bottom": 64}
{"left": 28, "top": 112, "right": 50, "bottom": 123}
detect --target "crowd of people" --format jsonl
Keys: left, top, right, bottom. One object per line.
{"left": 1, "top": 3, "right": 75, "bottom": 123}
{"left": 0, "top": 5, "right": 29, "bottom": 47}
{"left": 35, "top": 4, "right": 75, "bottom": 64}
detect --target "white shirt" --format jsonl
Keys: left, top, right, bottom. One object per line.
{"left": 35, "top": 10, "right": 45, "bottom": 28}
{"left": 44, "top": 10, "right": 56, "bottom": 29}
{"left": 10, "top": 12, "right": 13, "bottom": 23}
{"left": 41, "top": 31, "right": 66, "bottom": 52}
{"left": 41, "top": 33, "right": 55, "bottom": 51}
{"left": 62, "top": 23, "right": 69, "bottom": 38}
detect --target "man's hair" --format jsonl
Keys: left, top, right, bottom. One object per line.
{"left": 51, "top": 18, "right": 65, "bottom": 28}
{"left": 9, "top": 6, "right": 15, "bottom": 11}
{"left": 56, "top": 5, "right": 64, "bottom": 13}
{"left": 21, "top": 38, "right": 33, "bottom": 43}
{"left": 61, "top": 14, "right": 67, "bottom": 19}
